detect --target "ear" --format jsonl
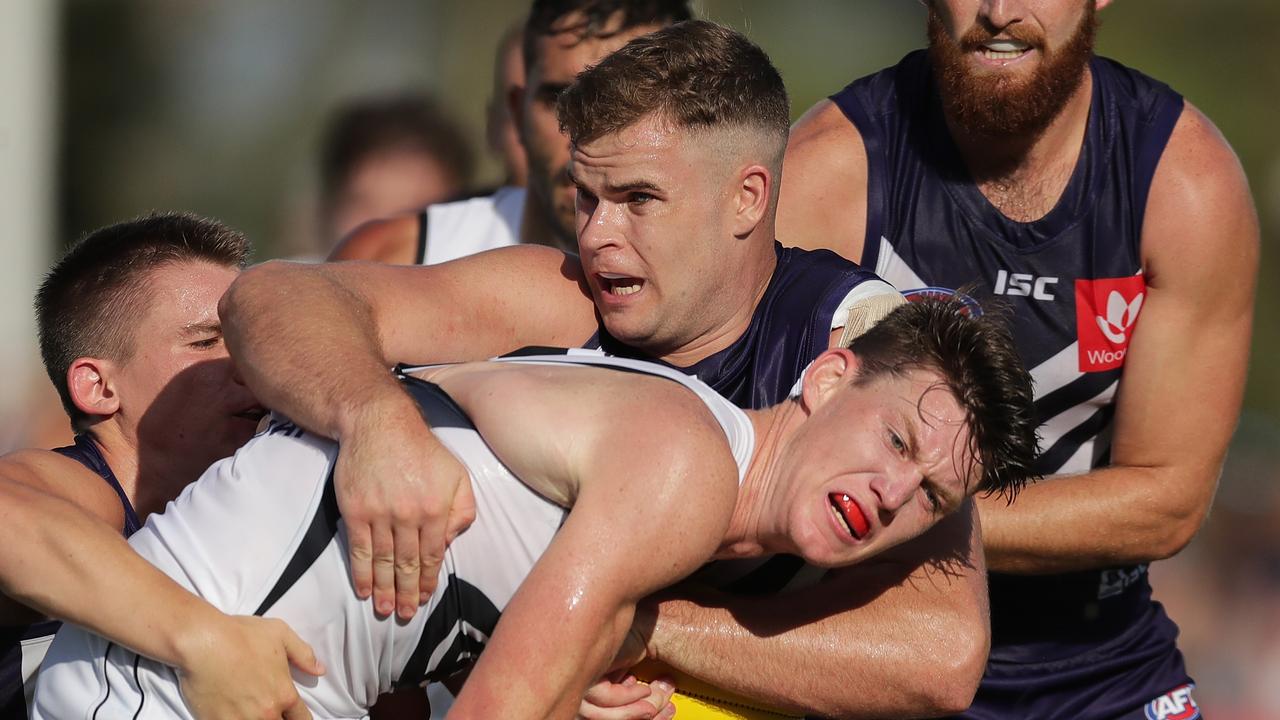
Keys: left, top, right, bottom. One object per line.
{"left": 730, "top": 164, "right": 771, "bottom": 238}
{"left": 67, "top": 357, "right": 120, "bottom": 420}
{"left": 799, "top": 348, "right": 860, "bottom": 414}
{"left": 507, "top": 84, "right": 527, "bottom": 146}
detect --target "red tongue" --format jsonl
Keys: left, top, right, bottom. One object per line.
{"left": 830, "top": 493, "right": 869, "bottom": 539}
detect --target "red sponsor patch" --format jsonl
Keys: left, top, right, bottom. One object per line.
{"left": 1075, "top": 275, "right": 1146, "bottom": 372}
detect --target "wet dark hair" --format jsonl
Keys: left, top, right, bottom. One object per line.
{"left": 847, "top": 297, "right": 1040, "bottom": 500}
{"left": 35, "top": 211, "right": 250, "bottom": 431}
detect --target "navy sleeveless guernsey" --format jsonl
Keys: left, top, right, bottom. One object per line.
{"left": 833, "top": 51, "right": 1193, "bottom": 719}
{"left": 588, "top": 241, "right": 886, "bottom": 409}
{"left": 1, "top": 436, "right": 141, "bottom": 719}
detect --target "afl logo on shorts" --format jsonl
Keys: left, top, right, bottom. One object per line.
{"left": 1143, "top": 684, "right": 1200, "bottom": 720}
{"left": 1075, "top": 275, "right": 1146, "bottom": 372}
{"left": 902, "top": 287, "right": 984, "bottom": 316}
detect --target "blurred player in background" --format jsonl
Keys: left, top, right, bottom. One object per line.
{"left": 486, "top": 21, "right": 529, "bottom": 189}
{"left": 319, "top": 93, "right": 475, "bottom": 249}
{"left": 329, "top": 0, "right": 692, "bottom": 265}
{"left": 778, "top": 0, "right": 1259, "bottom": 717}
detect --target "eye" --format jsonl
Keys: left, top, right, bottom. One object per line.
{"left": 190, "top": 336, "right": 221, "bottom": 350}
{"left": 628, "top": 192, "right": 655, "bottom": 206}
{"left": 922, "top": 485, "right": 943, "bottom": 513}
{"left": 888, "top": 429, "right": 907, "bottom": 455}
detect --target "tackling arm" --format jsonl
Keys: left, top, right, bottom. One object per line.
{"left": 976, "top": 103, "right": 1259, "bottom": 573}
{"left": 0, "top": 456, "right": 321, "bottom": 720}
{"left": 641, "top": 503, "right": 989, "bottom": 719}
{"left": 219, "top": 247, "right": 598, "bottom": 618}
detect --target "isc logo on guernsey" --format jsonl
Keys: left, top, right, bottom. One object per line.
{"left": 1143, "top": 684, "right": 1199, "bottom": 720}
{"left": 1075, "top": 275, "right": 1146, "bottom": 372}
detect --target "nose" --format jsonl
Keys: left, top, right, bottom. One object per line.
{"left": 870, "top": 462, "right": 924, "bottom": 517}
{"left": 978, "top": 0, "right": 1023, "bottom": 30}
{"left": 577, "top": 198, "right": 625, "bottom": 255}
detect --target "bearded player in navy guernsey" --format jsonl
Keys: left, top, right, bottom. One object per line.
{"left": 779, "top": 1, "right": 1259, "bottom": 718}
{"left": 36, "top": 301, "right": 1039, "bottom": 719}
{"left": 0, "top": 214, "right": 317, "bottom": 719}
{"left": 220, "top": 21, "right": 999, "bottom": 718}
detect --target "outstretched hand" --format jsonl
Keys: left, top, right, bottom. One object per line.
{"left": 178, "top": 615, "right": 324, "bottom": 720}
{"left": 336, "top": 411, "right": 476, "bottom": 619}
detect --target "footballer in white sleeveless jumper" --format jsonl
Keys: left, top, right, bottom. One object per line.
{"left": 32, "top": 352, "right": 752, "bottom": 719}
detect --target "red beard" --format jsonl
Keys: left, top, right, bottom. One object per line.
{"left": 927, "top": 5, "right": 1098, "bottom": 139}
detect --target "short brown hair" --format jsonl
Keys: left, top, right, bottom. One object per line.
{"left": 847, "top": 297, "right": 1040, "bottom": 501}
{"left": 35, "top": 212, "right": 251, "bottom": 430}
{"left": 556, "top": 19, "right": 790, "bottom": 164}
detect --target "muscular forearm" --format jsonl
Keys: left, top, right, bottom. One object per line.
{"left": 0, "top": 480, "right": 232, "bottom": 670}
{"left": 978, "top": 464, "right": 1214, "bottom": 574}
{"left": 643, "top": 507, "right": 989, "bottom": 719}
{"left": 220, "top": 260, "right": 413, "bottom": 440}
{"left": 649, "top": 562, "right": 987, "bottom": 718}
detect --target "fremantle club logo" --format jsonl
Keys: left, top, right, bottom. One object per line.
{"left": 1075, "top": 276, "right": 1146, "bottom": 372}
{"left": 901, "top": 286, "right": 984, "bottom": 316}
{"left": 1143, "top": 684, "right": 1200, "bottom": 720}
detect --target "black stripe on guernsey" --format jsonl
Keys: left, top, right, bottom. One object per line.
{"left": 725, "top": 555, "right": 806, "bottom": 596}
{"left": 1032, "top": 369, "right": 1121, "bottom": 427}
{"left": 498, "top": 345, "right": 572, "bottom": 358}
{"left": 129, "top": 652, "right": 144, "bottom": 720}
{"left": 253, "top": 470, "right": 341, "bottom": 616}
{"left": 91, "top": 642, "right": 117, "bottom": 720}
{"left": 1033, "top": 404, "right": 1116, "bottom": 476}
{"left": 399, "top": 378, "right": 476, "bottom": 431}
{"left": 415, "top": 209, "right": 429, "bottom": 265}
{"left": 397, "top": 577, "right": 501, "bottom": 687}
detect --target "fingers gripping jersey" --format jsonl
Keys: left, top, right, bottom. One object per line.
{"left": 33, "top": 352, "right": 752, "bottom": 719}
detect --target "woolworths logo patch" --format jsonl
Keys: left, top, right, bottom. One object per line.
{"left": 1074, "top": 275, "right": 1146, "bottom": 372}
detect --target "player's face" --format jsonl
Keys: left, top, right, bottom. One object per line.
{"left": 327, "top": 151, "right": 457, "bottom": 243}
{"left": 926, "top": 0, "right": 1101, "bottom": 136}
{"left": 111, "top": 261, "right": 263, "bottom": 475}
{"left": 571, "top": 116, "right": 750, "bottom": 356}
{"left": 776, "top": 356, "right": 975, "bottom": 567}
{"left": 520, "top": 15, "right": 663, "bottom": 249}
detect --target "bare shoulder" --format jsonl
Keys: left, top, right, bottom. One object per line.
{"left": 0, "top": 448, "right": 125, "bottom": 528}
{"left": 328, "top": 213, "right": 422, "bottom": 263}
{"left": 778, "top": 99, "right": 869, "bottom": 260}
{"left": 1143, "top": 100, "right": 1258, "bottom": 280}
{"left": 429, "top": 363, "right": 736, "bottom": 507}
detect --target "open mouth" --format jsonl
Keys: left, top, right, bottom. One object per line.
{"left": 977, "top": 39, "right": 1032, "bottom": 61}
{"left": 828, "top": 493, "right": 869, "bottom": 540}
{"left": 598, "top": 272, "right": 644, "bottom": 297}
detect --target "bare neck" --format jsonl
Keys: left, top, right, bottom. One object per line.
{"left": 718, "top": 400, "right": 803, "bottom": 559}
{"left": 87, "top": 421, "right": 192, "bottom": 522}
{"left": 660, "top": 239, "right": 778, "bottom": 369}
{"left": 946, "top": 71, "right": 1094, "bottom": 223}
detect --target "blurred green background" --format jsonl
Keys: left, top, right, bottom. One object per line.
{"left": 3, "top": 0, "right": 1277, "bottom": 715}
